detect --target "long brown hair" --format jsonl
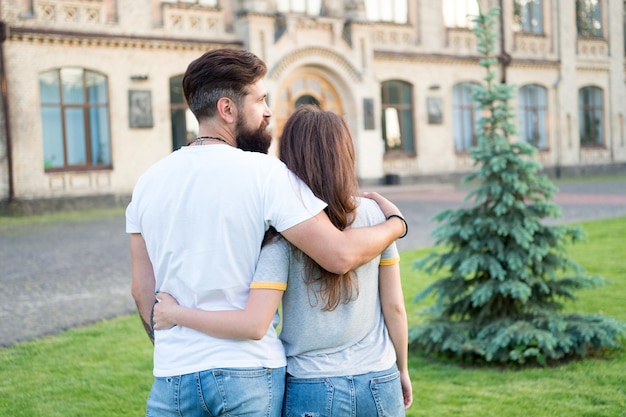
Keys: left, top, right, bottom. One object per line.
{"left": 279, "top": 105, "right": 360, "bottom": 311}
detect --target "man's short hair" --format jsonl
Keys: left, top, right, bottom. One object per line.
{"left": 183, "top": 48, "right": 267, "bottom": 121}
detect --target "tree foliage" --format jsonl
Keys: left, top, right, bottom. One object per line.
{"left": 409, "top": 6, "right": 625, "bottom": 366}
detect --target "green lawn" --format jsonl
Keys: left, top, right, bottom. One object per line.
{"left": 1, "top": 217, "right": 624, "bottom": 417}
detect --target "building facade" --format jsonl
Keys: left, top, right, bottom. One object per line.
{"left": 0, "top": 0, "right": 624, "bottom": 204}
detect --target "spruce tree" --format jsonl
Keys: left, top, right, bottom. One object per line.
{"left": 409, "top": 6, "right": 625, "bottom": 365}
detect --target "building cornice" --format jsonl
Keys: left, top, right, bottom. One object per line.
{"left": 6, "top": 26, "right": 242, "bottom": 50}
{"left": 374, "top": 50, "right": 481, "bottom": 64}
{"left": 269, "top": 46, "right": 362, "bottom": 82}
{"left": 374, "top": 50, "right": 561, "bottom": 69}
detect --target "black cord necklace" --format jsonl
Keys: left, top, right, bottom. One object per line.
{"left": 189, "top": 136, "right": 230, "bottom": 146}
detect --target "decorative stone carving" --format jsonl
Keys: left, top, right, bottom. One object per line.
{"left": 162, "top": 4, "right": 222, "bottom": 35}
{"left": 580, "top": 147, "right": 610, "bottom": 163}
{"left": 36, "top": 1, "right": 104, "bottom": 25}
{"left": 513, "top": 33, "right": 550, "bottom": 59}
{"left": 370, "top": 23, "right": 415, "bottom": 48}
{"left": 577, "top": 38, "right": 608, "bottom": 57}
{"left": 446, "top": 28, "right": 476, "bottom": 56}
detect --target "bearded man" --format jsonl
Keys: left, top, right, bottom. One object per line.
{"left": 126, "top": 48, "right": 406, "bottom": 417}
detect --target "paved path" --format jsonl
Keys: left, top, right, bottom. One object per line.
{"left": 367, "top": 178, "right": 626, "bottom": 251}
{"left": 0, "top": 213, "right": 133, "bottom": 347}
{"left": 1, "top": 177, "right": 624, "bottom": 347}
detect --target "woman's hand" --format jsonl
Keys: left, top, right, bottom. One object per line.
{"left": 362, "top": 191, "right": 407, "bottom": 238}
{"left": 361, "top": 191, "right": 403, "bottom": 219}
{"left": 400, "top": 369, "right": 413, "bottom": 409}
{"left": 152, "top": 292, "right": 180, "bottom": 331}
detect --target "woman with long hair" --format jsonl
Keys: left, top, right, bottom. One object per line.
{"left": 275, "top": 105, "right": 412, "bottom": 415}
{"left": 154, "top": 105, "right": 412, "bottom": 415}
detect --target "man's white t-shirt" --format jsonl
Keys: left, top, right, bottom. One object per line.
{"left": 126, "top": 144, "right": 326, "bottom": 377}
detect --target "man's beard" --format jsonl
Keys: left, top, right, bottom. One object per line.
{"left": 236, "top": 114, "right": 272, "bottom": 154}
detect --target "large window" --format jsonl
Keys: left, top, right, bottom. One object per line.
{"left": 365, "top": 0, "right": 408, "bottom": 24}
{"left": 381, "top": 80, "right": 415, "bottom": 155}
{"left": 452, "top": 82, "right": 480, "bottom": 152}
{"left": 576, "top": 0, "right": 602, "bottom": 37}
{"left": 443, "top": 0, "right": 479, "bottom": 28}
{"left": 40, "top": 68, "right": 111, "bottom": 170}
{"left": 513, "top": 0, "right": 544, "bottom": 34}
{"left": 161, "top": 0, "right": 218, "bottom": 5}
{"left": 518, "top": 84, "right": 548, "bottom": 149}
{"left": 276, "top": 0, "right": 322, "bottom": 15}
{"left": 170, "top": 75, "right": 198, "bottom": 151}
{"left": 578, "top": 86, "right": 604, "bottom": 146}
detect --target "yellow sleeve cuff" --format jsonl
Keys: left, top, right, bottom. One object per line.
{"left": 380, "top": 256, "right": 400, "bottom": 266}
{"left": 250, "top": 282, "right": 287, "bottom": 291}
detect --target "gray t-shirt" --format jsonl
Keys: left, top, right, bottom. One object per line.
{"left": 254, "top": 197, "right": 400, "bottom": 378}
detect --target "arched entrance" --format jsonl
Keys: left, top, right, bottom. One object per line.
{"left": 273, "top": 70, "right": 343, "bottom": 145}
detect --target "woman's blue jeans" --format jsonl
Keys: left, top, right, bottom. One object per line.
{"left": 282, "top": 365, "right": 405, "bottom": 417}
{"left": 146, "top": 366, "right": 285, "bottom": 417}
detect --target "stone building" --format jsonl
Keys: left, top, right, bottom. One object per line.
{"left": 0, "top": 0, "right": 624, "bottom": 206}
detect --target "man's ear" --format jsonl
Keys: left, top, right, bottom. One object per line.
{"left": 216, "top": 97, "right": 236, "bottom": 124}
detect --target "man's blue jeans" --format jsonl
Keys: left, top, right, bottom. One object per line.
{"left": 282, "top": 365, "right": 404, "bottom": 417}
{"left": 146, "top": 367, "right": 285, "bottom": 417}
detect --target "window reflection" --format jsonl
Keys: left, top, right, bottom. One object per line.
{"left": 39, "top": 68, "right": 112, "bottom": 170}
{"left": 170, "top": 74, "right": 198, "bottom": 150}
{"left": 277, "top": 0, "right": 322, "bottom": 16}
{"left": 578, "top": 86, "right": 604, "bottom": 146}
{"left": 576, "top": 0, "right": 602, "bottom": 37}
{"left": 452, "top": 82, "right": 480, "bottom": 152}
{"left": 443, "top": 0, "right": 479, "bottom": 28}
{"left": 513, "top": 0, "right": 544, "bottom": 34}
{"left": 384, "top": 108, "right": 402, "bottom": 148}
{"left": 519, "top": 84, "right": 548, "bottom": 149}
{"left": 381, "top": 80, "right": 415, "bottom": 154}
{"left": 365, "top": 0, "right": 408, "bottom": 23}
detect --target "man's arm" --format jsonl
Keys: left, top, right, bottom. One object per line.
{"left": 281, "top": 192, "right": 406, "bottom": 275}
{"left": 130, "top": 233, "right": 157, "bottom": 343}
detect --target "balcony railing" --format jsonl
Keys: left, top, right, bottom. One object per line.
{"left": 512, "top": 33, "right": 552, "bottom": 60}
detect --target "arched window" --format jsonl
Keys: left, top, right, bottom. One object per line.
{"left": 39, "top": 68, "right": 111, "bottom": 170}
{"left": 443, "top": 0, "right": 479, "bottom": 28}
{"left": 452, "top": 82, "right": 480, "bottom": 152}
{"left": 513, "top": 0, "right": 544, "bottom": 34}
{"left": 518, "top": 84, "right": 548, "bottom": 149}
{"left": 365, "top": 0, "right": 408, "bottom": 24}
{"left": 578, "top": 86, "right": 604, "bottom": 146}
{"left": 381, "top": 80, "right": 415, "bottom": 155}
{"left": 170, "top": 75, "right": 198, "bottom": 151}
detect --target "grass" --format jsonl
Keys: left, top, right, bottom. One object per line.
{"left": 551, "top": 172, "right": 626, "bottom": 184}
{"left": 0, "top": 207, "right": 125, "bottom": 227}
{"left": 0, "top": 316, "right": 152, "bottom": 416}
{"left": 1, "top": 217, "right": 625, "bottom": 416}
